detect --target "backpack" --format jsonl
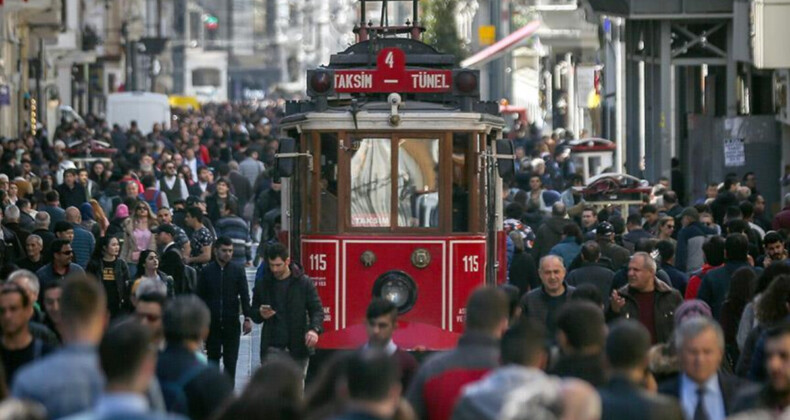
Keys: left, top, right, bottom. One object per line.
{"left": 161, "top": 363, "right": 209, "bottom": 415}
{"left": 140, "top": 190, "right": 161, "bottom": 213}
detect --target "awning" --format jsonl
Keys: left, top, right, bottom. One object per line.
{"left": 461, "top": 20, "right": 541, "bottom": 68}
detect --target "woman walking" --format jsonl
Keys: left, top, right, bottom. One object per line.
{"left": 86, "top": 236, "right": 132, "bottom": 318}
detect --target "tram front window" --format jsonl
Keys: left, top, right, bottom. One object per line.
{"left": 398, "top": 138, "right": 439, "bottom": 228}
{"left": 350, "top": 139, "right": 392, "bottom": 227}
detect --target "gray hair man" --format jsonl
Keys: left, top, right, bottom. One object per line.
{"left": 520, "top": 255, "right": 576, "bottom": 339}
{"left": 156, "top": 296, "right": 233, "bottom": 418}
{"left": 608, "top": 252, "right": 683, "bottom": 344}
{"left": 658, "top": 317, "right": 747, "bottom": 420}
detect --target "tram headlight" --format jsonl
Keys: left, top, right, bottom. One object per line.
{"left": 308, "top": 70, "right": 334, "bottom": 96}
{"left": 373, "top": 271, "right": 417, "bottom": 314}
{"left": 454, "top": 70, "right": 479, "bottom": 95}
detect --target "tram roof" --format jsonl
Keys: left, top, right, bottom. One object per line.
{"left": 280, "top": 100, "right": 505, "bottom": 132}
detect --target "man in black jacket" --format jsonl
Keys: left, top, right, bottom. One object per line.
{"left": 600, "top": 320, "right": 683, "bottom": 420}
{"left": 566, "top": 241, "right": 614, "bottom": 300}
{"left": 250, "top": 243, "right": 323, "bottom": 376}
{"left": 196, "top": 236, "right": 252, "bottom": 387}
{"left": 154, "top": 224, "right": 188, "bottom": 294}
{"left": 157, "top": 295, "right": 233, "bottom": 419}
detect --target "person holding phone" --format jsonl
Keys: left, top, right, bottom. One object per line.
{"left": 250, "top": 243, "right": 323, "bottom": 378}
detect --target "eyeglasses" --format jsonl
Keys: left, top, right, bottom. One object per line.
{"left": 58, "top": 250, "right": 73, "bottom": 255}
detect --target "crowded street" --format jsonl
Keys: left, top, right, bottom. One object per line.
{"left": 3, "top": 0, "right": 790, "bottom": 419}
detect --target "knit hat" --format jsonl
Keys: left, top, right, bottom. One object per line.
{"left": 80, "top": 203, "right": 94, "bottom": 221}
{"left": 673, "top": 299, "right": 712, "bottom": 326}
{"left": 114, "top": 204, "right": 129, "bottom": 219}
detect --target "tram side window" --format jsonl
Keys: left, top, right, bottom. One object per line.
{"left": 453, "top": 134, "right": 471, "bottom": 232}
{"left": 319, "top": 134, "right": 339, "bottom": 232}
{"left": 350, "top": 139, "right": 392, "bottom": 228}
{"left": 398, "top": 138, "right": 439, "bottom": 228}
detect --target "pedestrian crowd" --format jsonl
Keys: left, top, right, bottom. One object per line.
{"left": 0, "top": 105, "right": 787, "bottom": 420}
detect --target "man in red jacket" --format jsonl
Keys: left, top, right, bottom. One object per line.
{"left": 685, "top": 236, "right": 725, "bottom": 300}
{"left": 406, "top": 287, "right": 509, "bottom": 420}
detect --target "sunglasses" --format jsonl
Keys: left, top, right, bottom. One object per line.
{"left": 58, "top": 250, "right": 73, "bottom": 255}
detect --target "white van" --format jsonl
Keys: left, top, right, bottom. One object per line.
{"left": 105, "top": 92, "right": 171, "bottom": 135}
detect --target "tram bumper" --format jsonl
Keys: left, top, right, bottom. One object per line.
{"left": 316, "top": 321, "right": 460, "bottom": 351}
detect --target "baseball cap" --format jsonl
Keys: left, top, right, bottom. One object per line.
{"left": 153, "top": 224, "right": 176, "bottom": 236}
{"left": 596, "top": 221, "right": 615, "bottom": 236}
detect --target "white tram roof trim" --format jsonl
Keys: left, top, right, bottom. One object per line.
{"left": 280, "top": 111, "right": 506, "bottom": 132}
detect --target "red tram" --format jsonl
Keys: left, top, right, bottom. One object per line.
{"left": 275, "top": 0, "right": 514, "bottom": 351}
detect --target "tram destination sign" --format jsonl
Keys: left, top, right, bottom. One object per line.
{"left": 333, "top": 47, "right": 453, "bottom": 94}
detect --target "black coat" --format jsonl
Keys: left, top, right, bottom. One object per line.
{"left": 549, "top": 353, "right": 607, "bottom": 387}
{"left": 508, "top": 250, "right": 538, "bottom": 296}
{"left": 196, "top": 261, "right": 251, "bottom": 326}
{"left": 565, "top": 263, "right": 615, "bottom": 301}
{"left": 658, "top": 372, "right": 748, "bottom": 416}
{"left": 599, "top": 376, "right": 684, "bottom": 420}
{"left": 160, "top": 243, "right": 188, "bottom": 294}
{"left": 250, "top": 265, "right": 324, "bottom": 359}
{"left": 86, "top": 257, "right": 132, "bottom": 314}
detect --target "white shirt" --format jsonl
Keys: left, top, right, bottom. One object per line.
{"left": 363, "top": 339, "right": 398, "bottom": 356}
{"left": 156, "top": 176, "right": 189, "bottom": 200}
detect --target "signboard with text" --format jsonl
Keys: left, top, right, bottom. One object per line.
{"left": 724, "top": 138, "right": 745, "bottom": 167}
{"left": 333, "top": 48, "right": 454, "bottom": 94}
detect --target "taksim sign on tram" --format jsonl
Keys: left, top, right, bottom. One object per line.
{"left": 333, "top": 48, "right": 453, "bottom": 93}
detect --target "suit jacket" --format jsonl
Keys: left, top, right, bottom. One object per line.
{"left": 600, "top": 375, "right": 684, "bottom": 420}
{"left": 658, "top": 372, "right": 748, "bottom": 416}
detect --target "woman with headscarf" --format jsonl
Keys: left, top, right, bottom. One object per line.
{"left": 108, "top": 204, "right": 129, "bottom": 239}
{"left": 648, "top": 299, "right": 713, "bottom": 382}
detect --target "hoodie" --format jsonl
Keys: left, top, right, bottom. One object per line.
{"left": 452, "top": 366, "right": 559, "bottom": 420}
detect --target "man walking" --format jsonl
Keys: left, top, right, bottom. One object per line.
{"left": 520, "top": 255, "right": 576, "bottom": 339}
{"left": 0, "top": 283, "right": 54, "bottom": 385}
{"left": 157, "top": 296, "right": 233, "bottom": 420}
{"left": 407, "top": 287, "right": 509, "bottom": 420}
{"left": 658, "top": 317, "right": 746, "bottom": 420}
{"left": 154, "top": 224, "right": 188, "bottom": 294}
{"left": 250, "top": 243, "right": 323, "bottom": 375}
{"left": 609, "top": 252, "right": 683, "bottom": 344}
{"left": 363, "top": 298, "right": 418, "bottom": 389}
{"left": 36, "top": 239, "right": 85, "bottom": 291}
{"left": 12, "top": 276, "right": 107, "bottom": 418}
{"left": 196, "top": 236, "right": 252, "bottom": 387}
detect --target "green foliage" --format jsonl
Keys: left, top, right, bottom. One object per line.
{"left": 421, "top": 0, "right": 467, "bottom": 63}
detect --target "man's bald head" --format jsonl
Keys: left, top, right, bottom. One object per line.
{"left": 65, "top": 207, "right": 82, "bottom": 223}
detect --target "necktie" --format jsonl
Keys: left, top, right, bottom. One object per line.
{"left": 694, "top": 387, "right": 709, "bottom": 420}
